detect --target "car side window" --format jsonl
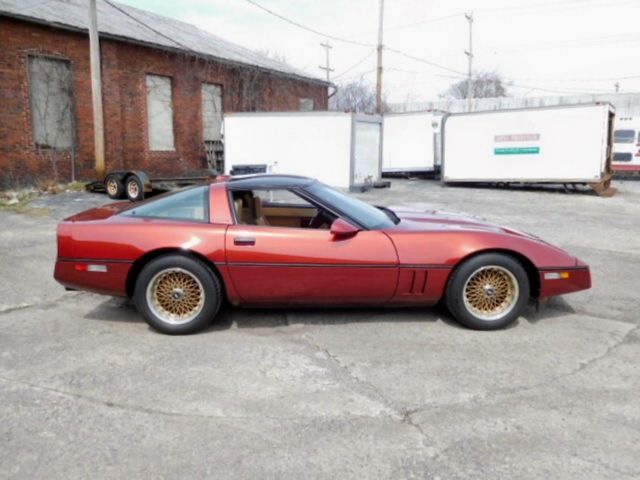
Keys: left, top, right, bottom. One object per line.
{"left": 231, "top": 188, "right": 334, "bottom": 229}
{"left": 121, "top": 186, "right": 209, "bottom": 222}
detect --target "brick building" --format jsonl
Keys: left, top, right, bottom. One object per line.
{"left": 0, "top": 0, "right": 329, "bottom": 187}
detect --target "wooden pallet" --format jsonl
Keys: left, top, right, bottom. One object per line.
{"left": 589, "top": 173, "right": 617, "bottom": 197}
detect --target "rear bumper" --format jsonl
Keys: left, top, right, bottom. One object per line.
{"left": 54, "top": 259, "right": 131, "bottom": 297}
{"left": 612, "top": 164, "right": 640, "bottom": 172}
{"left": 538, "top": 265, "right": 591, "bottom": 299}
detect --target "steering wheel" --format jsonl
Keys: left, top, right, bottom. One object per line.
{"left": 308, "top": 209, "right": 330, "bottom": 229}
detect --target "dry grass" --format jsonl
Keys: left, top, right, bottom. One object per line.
{"left": 0, "top": 190, "right": 38, "bottom": 214}
{"left": 0, "top": 180, "right": 86, "bottom": 215}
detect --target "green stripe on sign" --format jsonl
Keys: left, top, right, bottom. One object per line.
{"left": 494, "top": 147, "right": 540, "bottom": 155}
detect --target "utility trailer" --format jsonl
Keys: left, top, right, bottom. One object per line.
{"left": 94, "top": 169, "right": 217, "bottom": 201}
{"left": 441, "top": 103, "right": 616, "bottom": 196}
{"left": 382, "top": 111, "right": 441, "bottom": 175}
{"left": 223, "top": 112, "right": 385, "bottom": 190}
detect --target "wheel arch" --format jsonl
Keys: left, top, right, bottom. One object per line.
{"left": 449, "top": 248, "right": 540, "bottom": 299}
{"left": 125, "top": 248, "right": 227, "bottom": 301}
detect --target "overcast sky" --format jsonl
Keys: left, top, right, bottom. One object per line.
{"left": 117, "top": 0, "right": 640, "bottom": 103}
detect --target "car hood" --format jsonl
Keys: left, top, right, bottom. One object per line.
{"left": 387, "top": 206, "right": 543, "bottom": 241}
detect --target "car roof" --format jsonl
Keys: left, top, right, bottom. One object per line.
{"left": 226, "top": 174, "right": 317, "bottom": 190}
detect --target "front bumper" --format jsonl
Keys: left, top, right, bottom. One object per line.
{"left": 538, "top": 265, "right": 591, "bottom": 299}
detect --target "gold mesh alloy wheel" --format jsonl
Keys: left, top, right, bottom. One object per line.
{"left": 462, "top": 265, "right": 519, "bottom": 321}
{"left": 145, "top": 268, "right": 205, "bottom": 325}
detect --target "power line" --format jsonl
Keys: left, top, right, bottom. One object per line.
{"left": 243, "top": 0, "right": 375, "bottom": 48}
{"left": 243, "top": 0, "right": 468, "bottom": 78}
{"left": 381, "top": 0, "right": 637, "bottom": 33}
{"left": 241, "top": 0, "right": 634, "bottom": 96}
{"left": 384, "top": 12, "right": 463, "bottom": 32}
{"left": 333, "top": 50, "right": 375, "bottom": 80}
{"left": 103, "top": 0, "right": 196, "bottom": 53}
{"left": 336, "top": 68, "right": 377, "bottom": 83}
{"left": 474, "top": 0, "right": 639, "bottom": 16}
{"left": 385, "top": 47, "right": 466, "bottom": 76}
{"left": 509, "top": 74, "right": 640, "bottom": 83}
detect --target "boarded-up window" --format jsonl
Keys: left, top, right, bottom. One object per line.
{"left": 202, "top": 83, "right": 222, "bottom": 141}
{"left": 299, "top": 98, "right": 314, "bottom": 111}
{"left": 146, "top": 75, "right": 175, "bottom": 150}
{"left": 28, "top": 56, "right": 74, "bottom": 149}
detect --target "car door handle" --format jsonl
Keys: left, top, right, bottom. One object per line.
{"left": 234, "top": 236, "right": 256, "bottom": 246}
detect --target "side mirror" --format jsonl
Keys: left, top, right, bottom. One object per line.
{"left": 330, "top": 218, "right": 359, "bottom": 238}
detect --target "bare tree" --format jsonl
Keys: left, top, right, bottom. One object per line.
{"left": 332, "top": 79, "right": 389, "bottom": 113}
{"left": 256, "top": 49, "right": 288, "bottom": 64}
{"left": 441, "top": 71, "right": 510, "bottom": 99}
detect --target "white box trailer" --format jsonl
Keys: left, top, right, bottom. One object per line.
{"left": 223, "top": 112, "right": 383, "bottom": 189}
{"left": 441, "top": 103, "right": 615, "bottom": 192}
{"left": 382, "top": 112, "right": 440, "bottom": 174}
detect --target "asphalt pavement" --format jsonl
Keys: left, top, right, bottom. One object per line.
{"left": 1, "top": 179, "right": 639, "bottom": 479}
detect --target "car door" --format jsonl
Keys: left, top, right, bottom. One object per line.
{"left": 225, "top": 223, "right": 399, "bottom": 305}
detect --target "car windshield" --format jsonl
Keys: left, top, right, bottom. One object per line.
{"left": 304, "top": 183, "right": 396, "bottom": 230}
{"left": 614, "top": 129, "right": 635, "bottom": 143}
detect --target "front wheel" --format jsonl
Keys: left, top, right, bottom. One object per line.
{"left": 445, "top": 253, "right": 530, "bottom": 330}
{"left": 105, "top": 175, "right": 126, "bottom": 200}
{"left": 133, "top": 255, "right": 222, "bottom": 334}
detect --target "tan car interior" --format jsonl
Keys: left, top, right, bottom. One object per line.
{"left": 232, "top": 191, "right": 324, "bottom": 228}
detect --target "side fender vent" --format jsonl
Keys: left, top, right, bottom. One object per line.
{"left": 397, "top": 268, "right": 428, "bottom": 296}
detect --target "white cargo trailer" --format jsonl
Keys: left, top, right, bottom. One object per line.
{"left": 612, "top": 115, "right": 640, "bottom": 174}
{"left": 382, "top": 112, "right": 440, "bottom": 174}
{"left": 223, "top": 112, "right": 383, "bottom": 190}
{"left": 441, "top": 103, "right": 614, "bottom": 193}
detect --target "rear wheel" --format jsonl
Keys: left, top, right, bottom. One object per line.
{"left": 125, "top": 175, "right": 144, "bottom": 202}
{"left": 105, "top": 175, "right": 126, "bottom": 200}
{"left": 133, "top": 255, "right": 222, "bottom": 334}
{"left": 445, "top": 253, "right": 530, "bottom": 330}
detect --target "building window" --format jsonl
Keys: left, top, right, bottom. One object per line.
{"left": 146, "top": 74, "right": 175, "bottom": 151}
{"left": 202, "top": 83, "right": 222, "bottom": 141}
{"left": 299, "top": 98, "right": 314, "bottom": 111}
{"left": 28, "top": 56, "right": 74, "bottom": 150}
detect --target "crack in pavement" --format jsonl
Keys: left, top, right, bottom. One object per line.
{"left": 0, "top": 303, "right": 35, "bottom": 315}
{"left": 402, "top": 323, "right": 639, "bottom": 422}
{"left": 0, "top": 374, "right": 399, "bottom": 424}
{"left": 0, "top": 292, "right": 88, "bottom": 317}
{"left": 296, "top": 334, "right": 436, "bottom": 450}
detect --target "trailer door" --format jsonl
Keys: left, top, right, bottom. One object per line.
{"left": 352, "top": 120, "right": 381, "bottom": 186}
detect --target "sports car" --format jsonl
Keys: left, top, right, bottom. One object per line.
{"left": 54, "top": 175, "right": 591, "bottom": 334}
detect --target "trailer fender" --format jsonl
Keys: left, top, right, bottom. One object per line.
{"left": 127, "top": 170, "right": 153, "bottom": 193}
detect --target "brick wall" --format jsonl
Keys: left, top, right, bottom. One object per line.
{"left": 0, "top": 17, "right": 328, "bottom": 187}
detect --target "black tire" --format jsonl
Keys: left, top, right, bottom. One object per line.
{"left": 133, "top": 255, "right": 222, "bottom": 335}
{"left": 105, "top": 175, "right": 126, "bottom": 200}
{"left": 125, "top": 175, "right": 144, "bottom": 202}
{"left": 445, "top": 253, "right": 530, "bottom": 330}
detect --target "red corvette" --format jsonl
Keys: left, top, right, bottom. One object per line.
{"left": 54, "top": 175, "right": 591, "bottom": 334}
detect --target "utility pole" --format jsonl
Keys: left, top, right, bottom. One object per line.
{"left": 464, "top": 11, "right": 474, "bottom": 111}
{"left": 318, "top": 40, "right": 334, "bottom": 82}
{"left": 375, "top": 0, "right": 384, "bottom": 114}
{"left": 88, "top": 0, "right": 105, "bottom": 180}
